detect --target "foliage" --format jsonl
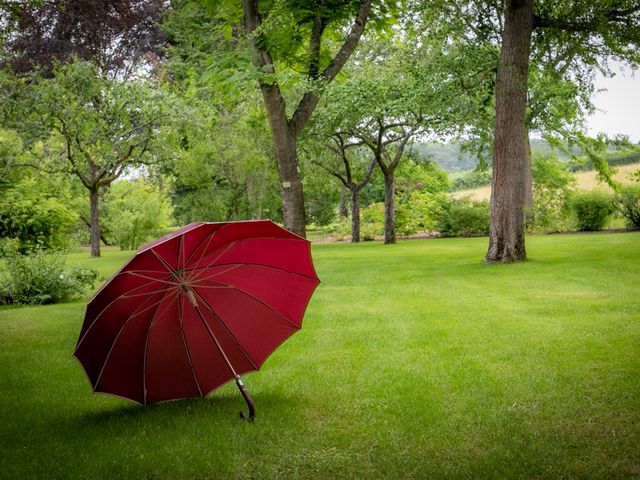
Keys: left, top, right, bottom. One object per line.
{"left": 0, "top": 252, "right": 98, "bottom": 305}
{"left": 1, "top": 0, "right": 165, "bottom": 76}
{"left": 360, "top": 203, "right": 385, "bottom": 240}
{"left": 165, "top": 99, "right": 281, "bottom": 225}
{"left": 450, "top": 169, "right": 492, "bottom": 191}
{"left": 531, "top": 154, "right": 575, "bottom": 232}
{"left": 0, "top": 178, "right": 77, "bottom": 252}
{"left": 435, "top": 196, "right": 490, "bottom": 237}
{"left": 398, "top": 191, "right": 449, "bottom": 234}
{"left": 570, "top": 190, "right": 615, "bottom": 231}
{"left": 2, "top": 60, "right": 172, "bottom": 256}
{"left": 303, "top": 169, "right": 340, "bottom": 226}
{"left": 615, "top": 185, "right": 640, "bottom": 228}
{"left": 396, "top": 159, "right": 450, "bottom": 196}
{"left": 103, "top": 180, "right": 173, "bottom": 251}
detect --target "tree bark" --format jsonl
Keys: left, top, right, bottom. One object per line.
{"left": 383, "top": 173, "right": 396, "bottom": 244}
{"left": 89, "top": 187, "right": 101, "bottom": 257}
{"left": 485, "top": 0, "right": 534, "bottom": 263}
{"left": 339, "top": 184, "right": 349, "bottom": 218}
{"left": 350, "top": 187, "right": 360, "bottom": 243}
{"left": 242, "top": 0, "right": 372, "bottom": 239}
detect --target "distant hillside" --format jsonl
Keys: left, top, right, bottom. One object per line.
{"left": 416, "top": 140, "right": 571, "bottom": 173}
{"left": 414, "top": 143, "right": 478, "bottom": 173}
{"left": 417, "top": 139, "right": 636, "bottom": 174}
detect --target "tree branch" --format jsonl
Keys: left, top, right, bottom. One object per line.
{"left": 289, "top": 0, "right": 373, "bottom": 137}
{"left": 534, "top": 5, "right": 640, "bottom": 31}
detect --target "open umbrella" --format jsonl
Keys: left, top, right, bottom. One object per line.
{"left": 73, "top": 220, "right": 320, "bottom": 420}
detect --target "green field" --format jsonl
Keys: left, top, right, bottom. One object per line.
{"left": 1, "top": 233, "right": 639, "bottom": 479}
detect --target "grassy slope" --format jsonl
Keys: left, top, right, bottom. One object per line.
{"left": 1, "top": 234, "right": 639, "bottom": 479}
{"left": 452, "top": 162, "right": 640, "bottom": 202}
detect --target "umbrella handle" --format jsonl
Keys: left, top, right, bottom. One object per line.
{"left": 236, "top": 376, "right": 255, "bottom": 422}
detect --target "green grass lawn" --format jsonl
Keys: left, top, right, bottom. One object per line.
{"left": 1, "top": 233, "right": 639, "bottom": 479}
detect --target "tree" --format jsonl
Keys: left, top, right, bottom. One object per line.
{"left": 486, "top": 0, "right": 640, "bottom": 262}
{"left": 240, "top": 0, "right": 376, "bottom": 237}
{"left": 1, "top": 0, "right": 165, "bottom": 77}
{"left": 3, "top": 61, "right": 168, "bottom": 256}
{"left": 485, "top": 0, "right": 534, "bottom": 262}
{"left": 319, "top": 41, "right": 469, "bottom": 244}
{"left": 414, "top": 1, "right": 640, "bottom": 261}
{"left": 307, "top": 133, "right": 377, "bottom": 242}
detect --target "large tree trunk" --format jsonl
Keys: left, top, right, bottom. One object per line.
{"left": 350, "top": 187, "right": 360, "bottom": 243}
{"left": 89, "top": 187, "right": 101, "bottom": 257}
{"left": 383, "top": 173, "right": 396, "bottom": 245}
{"left": 485, "top": 0, "right": 534, "bottom": 263}
{"left": 261, "top": 84, "right": 306, "bottom": 237}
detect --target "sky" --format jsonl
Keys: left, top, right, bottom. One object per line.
{"left": 587, "top": 63, "right": 640, "bottom": 142}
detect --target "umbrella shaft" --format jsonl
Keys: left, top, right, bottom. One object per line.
{"left": 185, "top": 286, "right": 239, "bottom": 380}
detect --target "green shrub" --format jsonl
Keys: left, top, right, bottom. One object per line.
{"left": 397, "top": 191, "right": 447, "bottom": 233}
{"left": 0, "top": 252, "right": 98, "bottom": 305}
{"left": 103, "top": 180, "right": 173, "bottom": 250}
{"left": 435, "top": 197, "right": 490, "bottom": 237}
{"left": 570, "top": 191, "right": 615, "bottom": 231}
{"left": 531, "top": 154, "right": 575, "bottom": 232}
{"left": 449, "top": 169, "right": 492, "bottom": 191}
{"left": 0, "top": 178, "right": 77, "bottom": 252}
{"left": 360, "top": 203, "right": 384, "bottom": 240}
{"left": 615, "top": 185, "right": 640, "bottom": 228}
{"left": 0, "top": 237, "right": 20, "bottom": 258}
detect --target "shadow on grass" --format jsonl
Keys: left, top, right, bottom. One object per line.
{"left": 78, "top": 392, "right": 302, "bottom": 429}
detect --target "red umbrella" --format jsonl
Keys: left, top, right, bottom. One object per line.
{"left": 73, "top": 220, "right": 320, "bottom": 420}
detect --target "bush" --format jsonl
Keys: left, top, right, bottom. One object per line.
{"left": 397, "top": 191, "right": 447, "bottom": 234}
{"left": 360, "top": 203, "right": 384, "bottom": 240}
{"left": 449, "top": 169, "right": 492, "bottom": 191}
{"left": 570, "top": 191, "right": 615, "bottom": 231}
{"left": 615, "top": 185, "right": 640, "bottom": 228}
{"left": 0, "top": 252, "right": 98, "bottom": 305}
{"left": 103, "top": 180, "right": 173, "bottom": 250}
{"left": 0, "top": 178, "right": 77, "bottom": 252}
{"left": 435, "top": 197, "right": 490, "bottom": 237}
{"left": 531, "top": 154, "right": 575, "bottom": 232}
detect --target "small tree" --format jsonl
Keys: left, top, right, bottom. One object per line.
{"left": 307, "top": 133, "right": 377, "bottom": 242}
{"left": 5, "top": 61, "right": 167, "bottom": 256}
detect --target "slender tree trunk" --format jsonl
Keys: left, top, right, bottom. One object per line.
{"left": 383, "top": 173, "right": 396, "bottom": 245}
{"left": 485, "top": 0, "right": 534, "bottom": 263}
{"left": 339, "top": 184, "right": 349, "bottom": 218}
{"left": 261, "top": 84, "right": 306, "bottom": 237}
{"left": 350, "top": 187, "right": 360, "bottom": 243}
{"left": 89, "top": 187, "right": 101, "bottom": 257}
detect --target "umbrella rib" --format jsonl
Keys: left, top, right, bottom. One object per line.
{"left": 92, "top": 291, "right": 177, "bottom": 393}
{"left": 177, "top": 294, "right": 204, "bottom": 397}
{"left": 192, "top": 281, "right": 300, "bottom": 330}
{"left": 187, "top": 236, "right": 311, "bottom": 282}
{"left": 191, "top": 262, "right": 319, "bottom": 282}
{"left": 75, "top": 280, "right": 175, "bottom": 353}
{"left": 177, "top": 231, "right": 183, "bottom": 268}
{"left": 150, "top": 249, "right": 179, "bottom": 277}
{"left": 123, "top": 271, "right": 181, "bottom": 286}
{"left": 142, "top": 292, "right": 181, "bottom": 404}
{"left": 185, "top": 227, "right": 218, "bottom": 268}
{"left": 191, "top": 288, "right": 259, "bottom": 371}
{"left": 187, "top": 242, "right": 236, "bottom": 282}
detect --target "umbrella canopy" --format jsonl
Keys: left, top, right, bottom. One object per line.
{"left": 73, "top": 220, "right": 320, "bottom": 419}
